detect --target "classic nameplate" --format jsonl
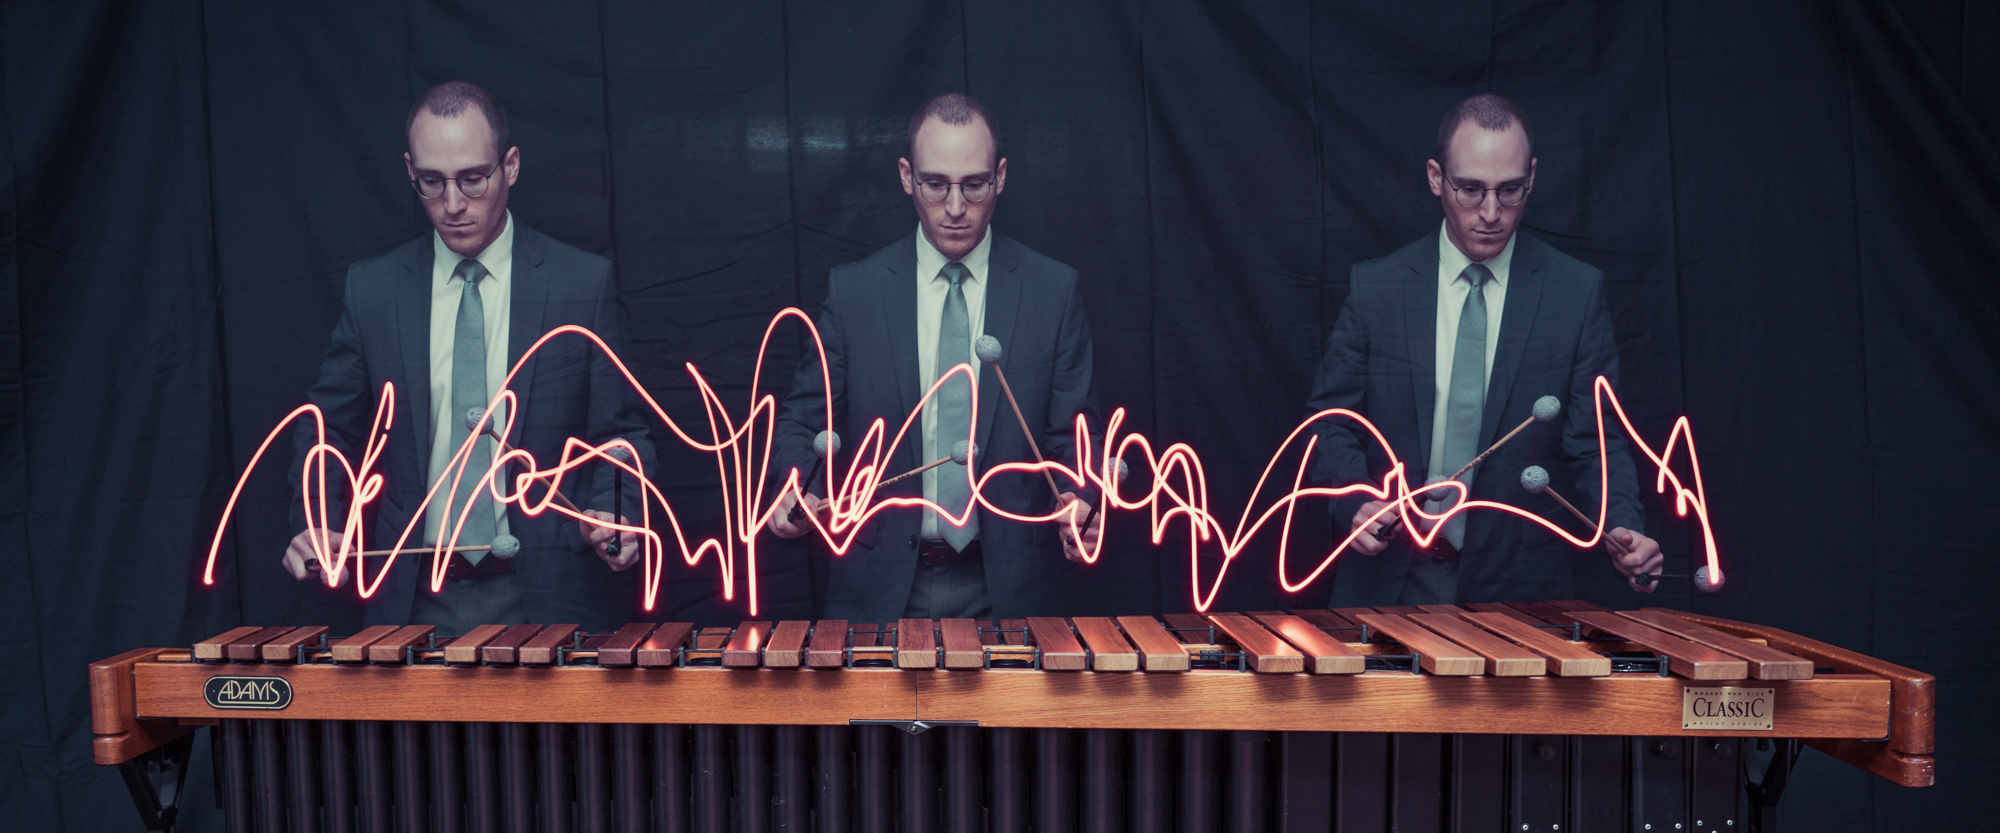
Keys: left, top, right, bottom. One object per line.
{"left": 204, "top": 676, "right": 294, "bottom": 711}
{"left": 1682, "top": 686, "right": 1773, "bottom": 730}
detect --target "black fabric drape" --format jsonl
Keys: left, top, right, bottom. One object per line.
{"left": 2, "top": 2, "right": 1994, "bottom": 830}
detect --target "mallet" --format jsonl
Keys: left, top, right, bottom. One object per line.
{"left": 603, "top": 444, "right": 633, "bottom": 559}
{"left": 974, "top": 336, "right": 1064, "bottom": 500}
{"left": 307, "top": 533, "right": 522, "bottom": 572}
{"left": 1082, "top": 459, "right": 1131, "bottom": 526}
{"left": 465, "top": 407, "right": 580, "bottom": 514}
{"left": 1520, "top": 465, "right": 1702, "bottom": 590}
{"left": 788, "top": 430, "right": 842, "bottom": 523}
{"left": 1375, "top": 473, "right": 1456, "bottom": 543}
{"left": 878, "top": 439, "right": 974, "bottom": 490}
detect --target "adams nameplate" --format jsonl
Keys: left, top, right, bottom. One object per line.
{"left": 204, "top": 676, "right": 293, "bottom": 711}
{"left": 1682, "top": 686, "right": 1773, "bottom": 731}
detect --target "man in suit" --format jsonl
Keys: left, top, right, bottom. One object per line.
{"left": 767, "top": 93, "right": 1101, "bottom": 624}
{"left": 279, "top": 81, "right": 654, "bottom": 635}
{"left": 1308, "top": 93, "right": 1663, "bottom": 606}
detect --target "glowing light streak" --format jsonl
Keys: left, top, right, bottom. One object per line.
{"left": 205, "top": 310, "right": 1720, "bottom": 614}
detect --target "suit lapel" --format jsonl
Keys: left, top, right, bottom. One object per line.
{"left": 508, "top": 224, "right": 550, "bottom": 424}
{"left": 1405, "top": 236, "right": 1440, "bottom": 464}
{"left": 880, "top": 236, "right": 922, "bottom": 468}
{"left": 976, "top": 234, "right": 1023, "bottom": 463}
{"left": 1481, "top": 236, "right": 1544, "bottom": 447}
{"left": 397, "top": 242, "right": 435, "bottom": 457}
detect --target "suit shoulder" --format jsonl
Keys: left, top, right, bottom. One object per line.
{"left": 1347, "top": 234, "right": 1432, "bottom": 299}
{"left": 995, "top": 235, "right": 1078, "bottom": 288}
{"left": 1518, "top": 233, "right": 1603, "bottom": 288}
{"left": 828, "top": 235, "right": 913, "bottom": 291}
{"left": 522, "top": 225, "right": 613, "bottom": 276}
{"left": 342, "top": 235, "right": 429, "bottom": 297}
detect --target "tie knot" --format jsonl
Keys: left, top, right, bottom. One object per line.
{"left": 454, "top": 258, "right": 488, "bottom": 285}
{"left": 1460, "top": 262, "right": 1492, "bottom": 288}
{"left": 940, "top": 261, "right": 970, "bottom": 287}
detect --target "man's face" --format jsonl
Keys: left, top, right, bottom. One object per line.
{"left": 405, "top": 109, "right": 520, "bottom": 257}
{"left": 899, "top": 116, "right": 1006, "bottom": 262}
{"left": 1427, "top": 121, "right": 1535, "bottom": 263}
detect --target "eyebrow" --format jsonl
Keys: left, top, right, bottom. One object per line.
{"left": 411, "top": 161, "right": 499, "bottom": 177}
{"left": 1448, "top": 172, "right": 1531, "bottom": 188}
{"left": 915, "top": 170, "right": 994, "bottom": 180}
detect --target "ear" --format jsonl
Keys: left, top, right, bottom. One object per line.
{"left": 898, "top": 157, "right": 915, "bottom": 195}
{"left": 993, "top": 157, "right": 1007, "bottom": 195}
{"left": 404, "top": 152, "right": 416, "bottom": 181}
{"left": 1526, "top": 157, "right": 1536, "bottom": 190}
{"left": 1426, "top": 158, "right": 1445, "bottom": 197}
{"left": 503, "top": 145, "right": 521, "bottom": 186}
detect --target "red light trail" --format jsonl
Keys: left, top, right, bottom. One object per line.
{"left": 205, "top": 311, "right": 1719, "bottom": 614}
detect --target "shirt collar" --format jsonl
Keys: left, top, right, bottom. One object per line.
{"left": 915, "top": 223, "right": 993, "bottom": 285}
{"left": 1436, "top": 219, "right": 1515, "bottom": 287}
{"left": 434, "top": 210, "right": 514, "bottom": 285}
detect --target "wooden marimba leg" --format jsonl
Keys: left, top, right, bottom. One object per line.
{"left": 1128, "top": 729, "right": 1170, "bottom": 833}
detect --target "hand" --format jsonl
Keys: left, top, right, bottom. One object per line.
{"left": 282, "top": 528, "right": 350, "bottom": 588}
{"left": 1056, "top": 492, "right": 1103, "bottom": 563}
{"left": 1347, "top": 500, "right": 1400, "bottom": 555}
{"left": 581, "top": 510, "right": 640, "bottom": 571}
{"left": 1606, "top": 527, "right": 1664, "bottom": 593}
{"left": 767, "top": 491, "right": 826, "bottom": 539}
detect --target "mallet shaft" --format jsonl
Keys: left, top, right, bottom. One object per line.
{"left": 878, "top": 454, "right": 952, "bottom": 489}
{"left": 1444, "top": 414, "right": 1537, "bottom": 484}
{"left": 991, "top": 365, "right": 1065, "bottom": 499}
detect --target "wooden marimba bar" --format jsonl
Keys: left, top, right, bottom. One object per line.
{"left": 90, "top": 601, "right": 1933, "bottom": 833}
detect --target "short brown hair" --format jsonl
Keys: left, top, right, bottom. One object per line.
{"left": 906, "top": 93, "right": 1001, "bottom": 163}
{"left": 1434, "top": 93, "right": 1532, "bottom": 169}
{"left": 407, "top": 81, "right": 511, "bottom": 159}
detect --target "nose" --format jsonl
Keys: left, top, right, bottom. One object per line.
{"left": 944, "top": 184, "right": 967, "bottom": 216}
{"left": 1477, "top": 190, "right": 1502, "bottom": 223}
{"left": 445, "top": 183, "right": 468, "bottom": 215}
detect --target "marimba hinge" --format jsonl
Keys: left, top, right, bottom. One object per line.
{"left": 848, "top": 719, "right": 979, "bottom": 736}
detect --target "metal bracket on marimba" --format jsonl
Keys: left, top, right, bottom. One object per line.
{"left": 114, "top": 729, "right": 192, "bottom": 832}
{"left": 848, "top": 719, "right": 980, "bottom": 736}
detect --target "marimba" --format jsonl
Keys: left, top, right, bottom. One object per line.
{"left": 91, "top": 602, "right": 1933, "bottom": 833}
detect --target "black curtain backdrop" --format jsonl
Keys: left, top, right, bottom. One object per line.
{"left": 2, "top": 1, "right": 1995, "bottom": 830}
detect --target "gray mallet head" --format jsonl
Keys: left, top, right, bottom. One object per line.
{"left": 1423, "top": 474, "right": 1455, "bottom": 504}
{"left": 464, "top": 406, "right": 488, "bottom": 433}
{"left": 813, "top": 430, "right": 840, "bottom": 458}
{"left": 488, "top": 534, "right": 522, "bottom": 560}
{"left": 1117, "top": 459, "right": 1131, "bottom": 482}
{"left": 951, "top": 440, "right": 976, "bottom": 466}
{"left": 1520, "top": 465, "right": 1551, "bottom": 494}
{"left": 606, "top": 445, "right": 633, "bottom": 464}
{"left": 1693, "top": 565, "right": 1722, "bottom": 593}
{"left": 1532, "top": 395, "right": 1561, "bottom": 422}
{"left": 974, "top": 335, "right": 1004, "bottom": 364}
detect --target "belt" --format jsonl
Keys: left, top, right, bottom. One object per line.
{"left": 446, "top": 547, "right": 517, "bottom": 581}
{"left": 915, "top": 537, "right": 981, "bottom": 568}
{"left": 1417, "top": 537, "right": 1461, "bottom": 562}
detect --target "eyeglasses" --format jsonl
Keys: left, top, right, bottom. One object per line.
{"left": 1444, "top": 173, "right": 1530, "bottom": 208}
{"left": 915, "top": 176, "right": 994, "bottom": 203}
{"left": 411, "top": 162, "right": 502, "bottom": 200}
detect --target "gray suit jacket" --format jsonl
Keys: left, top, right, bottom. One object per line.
{"left": 1307, "top": 230, "right": 1644, "bottom": 604}
{"left": 775, "top": 232, "right": 1100, "bottom": 624}
{"left": 290, "top": 222, "right": 656, "bottom": 630}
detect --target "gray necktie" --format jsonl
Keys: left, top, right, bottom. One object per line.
{"left": 1437, "top": 262, "right": 1492, "bottom": 550}
{"left": 449, "top": 258, "right": 498, "bottom": 563}
{"left": 933, "top": 261, "right": 978, "bottom": 551}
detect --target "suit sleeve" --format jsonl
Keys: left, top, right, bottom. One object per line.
{"left": 1562, "top": 277, "right": 1645, "bottom": 536}
{"left": 289, "top": 267, "right": 371, "bottom": 535}
{"left": 584, "top": 259, "right": 658, "bottom": 523}
{"left": 773, "top": 275, "right": 849, "bottom": 498}
{"left": 1305, "top": 287, "right": 1374, "bottom": 528}
{"left": 1040, "top": 274, "right": 1100, "bottom": 503}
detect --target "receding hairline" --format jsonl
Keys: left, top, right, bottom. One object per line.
{"left": 1434, "top": 93, "right": 1533, "bottom": 170}
{"left": 406, "top": 81, "right": 511, "bottom": 160}
{"left": 906, "top": 93, "right": 1001, "bottom": 165}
